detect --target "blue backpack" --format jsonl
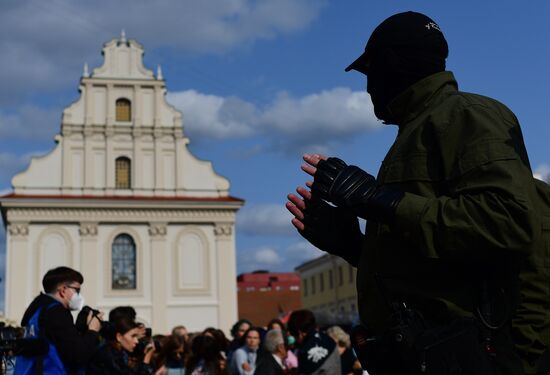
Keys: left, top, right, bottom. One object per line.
{"left": 14, "top": 301, "right": 67, "bottom": 375}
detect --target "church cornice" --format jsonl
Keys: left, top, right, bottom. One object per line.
{"left": 4, "top": 206, "right": 238, "bottom": 224}
{"left": 81, "top": 77, "right": 165, "bottom": 86}
{"left": 61, "top": 124, "right": 185, "bottom": 138}
{"left": 0, "top": 194, "right": 243, "bottom": 210}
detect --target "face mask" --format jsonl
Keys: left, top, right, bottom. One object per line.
{"left": 287, "top": 335, "right": 296, "bottom": 346}
{"left": 68, "top": 292, "right": 85, "bottom": 311}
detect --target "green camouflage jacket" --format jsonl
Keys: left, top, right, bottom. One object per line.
{"left": 356, "top": 71, "right": 542, "bottom": 367}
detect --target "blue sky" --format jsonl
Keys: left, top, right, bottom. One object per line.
{"left": 1, "top": 1, "right": 550, "bottom": 304}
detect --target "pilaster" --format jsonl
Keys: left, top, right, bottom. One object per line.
{"left": 105, "top": 125, "right": 115, "bottom": 194}
{"left": 154, "top": 129, "right": 163, "bottom": 192}
{"left": 6, "top": 222, "right": 29, "bottom": 321}
{"left": 149, "top": 222, "right": 167, "bottom": 333}
{"left": 79, "top": 222, "right": 99, "bottom": 307}
{"left": 214, "top": 223, "right": 238, "bottom": 333}
{"left": 83, "top": 125, "right": 94, "bottom": 192}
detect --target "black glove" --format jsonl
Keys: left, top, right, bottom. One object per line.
{"left": 312, "top": 157, "right": 403, "bottom": 224}
{"left": 300, "top": 196, "right": 362, "bottom": 267}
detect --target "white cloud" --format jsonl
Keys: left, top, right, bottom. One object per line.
{"left": 238, "top": 245, "right": 281, "bottom": 272}
{"left": 236, "top": 229, "right": 336, "bottom": 272}
{"left": 261, "top": 88, "right": 380, "bottom": 153}
{"left": 0, "top": 0, "right": 327, "bottom": 102}
{"left": 168, "top": 91, "right": 256, "bottom": 140}
{"left": 236, "top": 204, "right": 293, "bottom": 236}
{"left": 254, "top": 247, "right": 282, "bottom": 266}
{"left": 168, "top": 87, "right": 380, "bottom": 153}
{"left": 285, "top": 241, "right": 323, "bottom": 264}
{"left": 262, "top": 88, "right": 377, "bottom": 134}
{"left": 534, "top": 164, "right": 550, "bottom": 182}
{"left": 237, "top": 240, "right": 323, "bottom": 274}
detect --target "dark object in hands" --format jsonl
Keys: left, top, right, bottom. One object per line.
{"left": 300, "top": 196, "right": 362, "bottom": 266}
{"left": 75, "top": 306, "right": 101, "bottom": 334}
{"left": 75, "top": 305, "right": 115, "bottom": 339}
{"left": 313, "top": 157, "right": 403, "bottom": 224}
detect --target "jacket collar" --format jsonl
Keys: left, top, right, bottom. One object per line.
{"left": 385, "top": 71, "right": 458, "bottom": 126}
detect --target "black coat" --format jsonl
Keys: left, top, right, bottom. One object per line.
{"left": 254, "top": 352, "right": 285, "bottom": 375}
{"left": 87, "top": 343, "right": 153, "bottom": 375}
{"left": 20, "top": 293, "right": 99, "bottom": 373}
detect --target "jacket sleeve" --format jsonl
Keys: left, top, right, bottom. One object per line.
{"left": 45, "top": 305, "right": 100, "bottom": 367}
{"left": 300, "top": 202, "right": 363, "bottom": 267}
{"left": 393, "top": 103, "right": 539, "bottom": 261}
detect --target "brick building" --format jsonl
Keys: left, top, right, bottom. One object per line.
{"left": 237, "top": 271, "right": 302, "bottom": 327}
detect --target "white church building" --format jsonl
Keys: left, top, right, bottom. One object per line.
{"left": 0, "top": 33, "right": 244, "bottom": 333}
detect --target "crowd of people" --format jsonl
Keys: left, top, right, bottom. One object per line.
{"left": 82, "top": 308, "right": 362, "bottom": 375}
{"left": 5, "top": 267, "right": 362, "bottom": 375}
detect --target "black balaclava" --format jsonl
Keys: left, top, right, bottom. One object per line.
{"left": 345, "top": 12, "right": 448, "bottom": 123}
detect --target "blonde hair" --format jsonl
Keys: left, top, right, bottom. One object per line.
{"left": 326, "top": 325, "right": 350, "bottom": 348}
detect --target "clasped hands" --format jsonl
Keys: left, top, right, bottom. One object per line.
{"left": 287, "top": 153, "right": 403, "bottom": 237}
{"left": 286, "top": 153, "right": 380, "bottom": 231}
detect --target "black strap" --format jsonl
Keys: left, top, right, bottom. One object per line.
{"left": 35, "top": 303, "right": 55, "bottom": 375}
{"left": 536, "top": 350, "right": 550, "bottom": 373}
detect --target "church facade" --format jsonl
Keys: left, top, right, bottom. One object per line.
{"left": 0, "top": 33, "right": 243, "bottom": 333}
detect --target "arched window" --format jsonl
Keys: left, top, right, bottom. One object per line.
{"left": 112, "top": 234, "right": 136, "bottom": 290}
{"left": 115, "top": 157, "right": 131, "bottom": 189}
{"left": 116, "top": 98, "right": 131, "bottom": 122}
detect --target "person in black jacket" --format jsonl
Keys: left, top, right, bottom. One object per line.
{"left": 17, "top": 266, "right": 101, "bottom": 374}
{"left": 87, "top": 313, "right": 155, "bottom": 374}
{"left": 287, "top": 310, "right": 341, "bottom": 375}
{"left": 254, "top": 329, "right": 287, "bottom": 375}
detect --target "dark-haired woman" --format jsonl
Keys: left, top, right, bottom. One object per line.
{"left": 154, "top": 334, "right": 188, "bottom": 375}
{"left": 203, "top": 327, "right": 230, "bottom": 359}
{"left": 227, "top": 319, "right": 251, "bottom": 362}
{"left": 185, "top": 335, "right": 228, "bottom": 375}
{"left": 87, "top": 315, "right": 156, "bottom": 375}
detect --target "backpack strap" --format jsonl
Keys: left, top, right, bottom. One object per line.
{"left": 36, "top": 301, "right": 61, "bottom": 375}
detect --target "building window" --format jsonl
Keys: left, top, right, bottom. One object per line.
{"left": 112, "top": 234, "right": 136, "bottom": 289}
{"left": 304, "top": 279, "right": 308, "bottom": 296}
{"left": 115, "top": 157, "right": 131, "bottom": 189}
{"left": 320, "top": 273, "right": 325, "bottom": 292}
{"left": 311, "top": 276, "right": 316, "bottom": 295}
{"left": 339, "top": 266, "right": 343, "bottom": 286}
{"left": 116, "top": 98, "right": 131, "bottom": 122}
{"left": 329, "top": 269, "right": 334, "bottom": 289}
{"left": 349, "top": 264, "right": 354, "bottom": 283}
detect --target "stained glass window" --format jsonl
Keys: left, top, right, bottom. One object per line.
{"left": 116, "top": 98, "right": 131, "bottom": 122}
{"left": 112, "top": 234, "right": 136, "bottom": 290}
{"left": 115, "top": 157, "right": 131, "bottom": 189}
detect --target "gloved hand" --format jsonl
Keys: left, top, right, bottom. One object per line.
{"left": 312, "top": 157, "right": 403, "bottom": 224}
{"left": 300, "top": 196, "right": 362, "bottom": 267}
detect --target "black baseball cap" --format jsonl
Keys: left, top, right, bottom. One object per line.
{"left": 345, "top": 11, "right": 448, "bottom": 74}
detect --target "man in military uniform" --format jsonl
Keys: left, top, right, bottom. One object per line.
{"left": 286, "top": 11, "right": 540, "bottom": 374}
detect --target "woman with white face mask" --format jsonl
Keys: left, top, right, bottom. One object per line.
{"left": 87, "top": 313, "right": 156, "bottom": 375}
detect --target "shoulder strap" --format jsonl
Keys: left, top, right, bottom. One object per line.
{"left": 35, "top": 301, "right": 60, "bottom": 375}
